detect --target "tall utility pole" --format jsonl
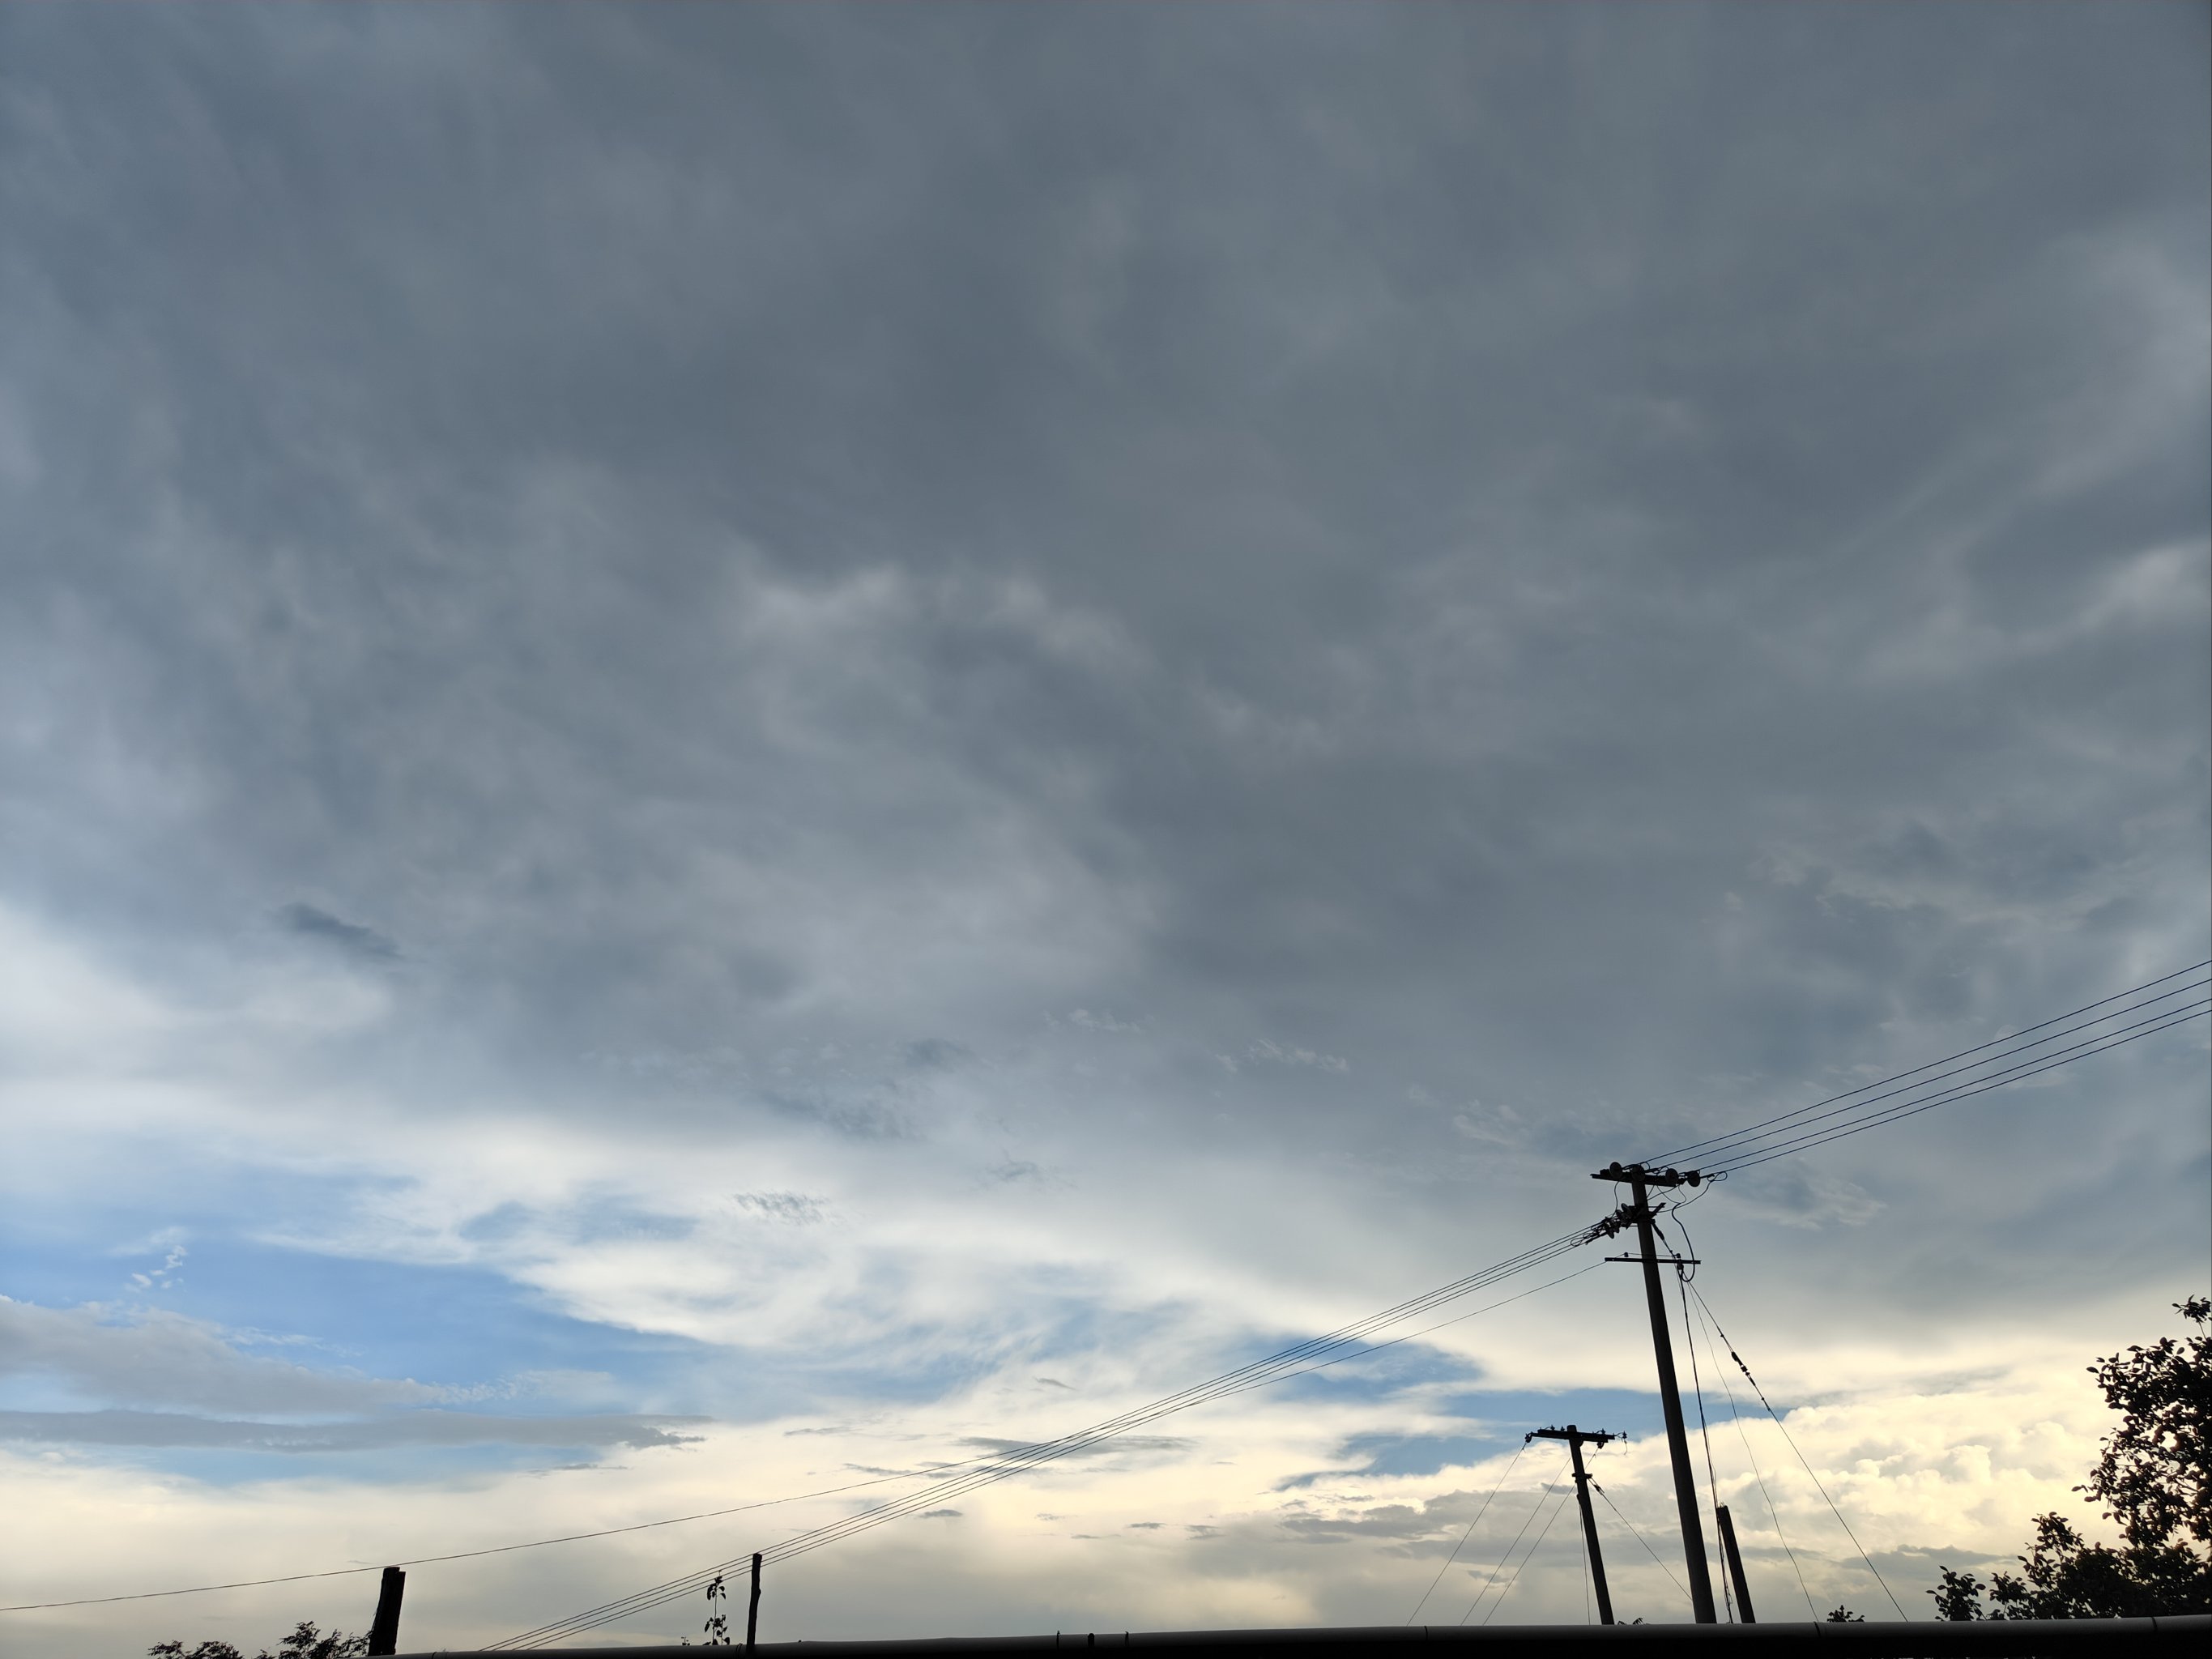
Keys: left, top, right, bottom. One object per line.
{"left": 1526, "top": 1424, "right": 1620, "bottom": 1625}
{"left": 1592, "top": 1161, "right": 1718, "bottom": 1623}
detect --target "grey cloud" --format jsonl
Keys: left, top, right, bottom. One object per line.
{"left": 733, "top": 1192, "right": 828, "bottom": 1226}
{"left": 0, "top": 0, "right": 2202, "bottom": 1439}
{"left": 918, "top": 1508, "right": 963, "bottom": 1520}
{"left": 0, "top": 1299, "right": 437, "bottom": 1416}
{"left": 0, "top": 1408, "right": 707, "bottom": 1452}
{"left": 904, "top": 1038, "right": 973, "bottom": 1071}
{"left": 275, "top": 902, "right": 399, "bottom": 962}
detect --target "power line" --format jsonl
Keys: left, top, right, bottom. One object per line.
{"left": 1670, "top": 1248, "right": 1729, "bottom": 1621}
{"left": 1710, "top": 1001, "right": 2208, "bottom": 1174}
{"left": 495, "top": 1232, "right": 1608, "bottom": 1648}
{"left": 513, "top": 1243, "right": 1600, "bottom": 1648}
{"left": 1404, "top": 1441, "right": 1528, "bottom": 1623}
{"left": 1477, "top": 1477, "right": 1576, "bottom": 1627}
{"left": 1640, "top": 962, "right": 2210, "bottom": 1166}
{"left": 1454, "top": 1455, "right": 1571, "bottom": 1627}
{"left": 6, "top": 1228, "right": 1597, "bottom": 1626}
{"left": 0, "top": 1464, "right": 1023, "bottom": 1614}
{"left": 1216, "top": 1259, "right": 1605, "bottom": 1405}
{"left": 1588, "top": 1476, "right": 1689, "bottom": 1606}
{"left": 1681, "top": 1285, "right": 1818, "bottom": 1619}
{"left": 1, "top": 1566, "right": 385, "bottom": 1616}
{"left": 1674, "top": 981, "right": 2207, "bottom": 1171}
{"left": 1699, "top": 987, "right": 2208, "bottom": 1169}
{"left": 1686, "top": 1284, "right": 1906, "bottom": 1618}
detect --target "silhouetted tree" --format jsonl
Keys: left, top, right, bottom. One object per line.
{"left": 1933, "top": 1296, "right": 2212, "bottom": 1619}
{"left": 151, "top": 1620, "right": 367, "bottom": 1659}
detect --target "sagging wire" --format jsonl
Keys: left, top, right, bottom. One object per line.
{"left": 1686, "top": 1282, "right": 1908, "bottom": 1619}
{"left": 1478, "top": 1477, "right": 1577, "bottom": 1627}
{"left": 1404, "top": 1440, "right": 1528, "bottom": 1623}
{"left": 1683, "top": 1279, "right": 1818, "bottom": 1618}
{"left": 1588, "top": 1474, "right": 1690, "bottom": 1606}
{"left": 1454, "top": 1452, "right": 1573, "bottom": 1627}
{"left": 1661, "top": 1221, "right": 1731, "bottom": 1622}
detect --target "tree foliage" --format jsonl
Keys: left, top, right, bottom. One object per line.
{"left": 1933, "top": 1296, "right": 2212, "bottom": 1619}
{"left": 150, "top": 1620, "right": 368, "bottom": 1659}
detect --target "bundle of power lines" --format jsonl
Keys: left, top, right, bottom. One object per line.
{"left": 1637, "top": 962, "right": 2209, "bottom": 1175}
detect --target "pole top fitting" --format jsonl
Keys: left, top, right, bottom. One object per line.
{"left": 1591, "top": 1161, "right": 1700, "bottom": 1188}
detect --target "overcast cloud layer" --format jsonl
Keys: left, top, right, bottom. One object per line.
{"left": 2, "top": 5, "right": 2207, "bottom": 1654}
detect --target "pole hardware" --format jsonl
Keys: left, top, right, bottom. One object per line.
{"left": 1592, "top": 1162, "right": 1703, "bottom": 1188}
{"left": 1526, "top": 1425, "right": 1623, "bottom": 1625}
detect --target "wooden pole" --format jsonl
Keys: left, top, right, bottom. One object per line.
{"left": 1716, "top": 1504, "right": 1757, "bottom": 1623}
{"left": 1564, "top": 1432, "right": 1616, "bottom": 1627}
{"left": 1527, "top": 1426, "right": 1618, "bottom": 1625}
{"left": 1605, "top": 1164, "right": 1719, "bottom": 1623}
{"left": 746, "top": 1552, "right": 761, "bottom": 1655}
{"left": 367, "top": 1567, "right": 406, "bottom": 1657}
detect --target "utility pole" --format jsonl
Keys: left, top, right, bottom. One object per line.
{"left": 1592, "top": 1161, "right": 1718, "bottom": 1623}
{"left": 1526, "top": 1424, "right": 1620, "bottom": 1625}
{"left": 746, "top": 1551, "right": 762, "bottom": 1656}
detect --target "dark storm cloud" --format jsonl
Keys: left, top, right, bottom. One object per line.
{"left": 0, "top": 2, "right": 2204, "bottom": 1330}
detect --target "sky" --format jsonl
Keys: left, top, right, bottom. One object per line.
{"left": 2, "top": 2, "right": 2207, "bottom": 1652}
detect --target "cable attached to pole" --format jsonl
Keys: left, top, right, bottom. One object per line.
{"left": 1686, "top": 1284, "right": 1907, "bottom": 1618}
{"left": 1454, "top": 1452, "right": 1572, "bottom": 1627}
{"left": 1665, "top": 1224, "right": 1731, "bottom": 1622}
{"left": 1682, "top": 1283, "right": 1818, "bottom": 1618}
{"left": 1404, "top": 1441, "right": 1528, "bottom": 1623}
{"left": 1588, "top": 1477, "right": 1690, "bottom": 1606}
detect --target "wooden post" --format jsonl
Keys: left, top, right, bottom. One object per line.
{"left": 746, "top": 1552, "right": 761, "bottom": 1655}
{"left": 1716, "top": 1504, "right": 1757, "bottom": 1623}
{"left": 367, "top": 1567, "right": 406, "bottom": 1657}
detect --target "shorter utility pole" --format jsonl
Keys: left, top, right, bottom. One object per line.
{"left": 366, "top": 1567, "right": 405, "bottom": 1657}
{"left": 746, "top": 1552, "right": 762, "bottom": 1656}
{"left": 1526, "top": 1425, "right": 1620, "bottom": 1625}
{"left": 1715, "top": 1504, "right": 1757, "bottom": 1623}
